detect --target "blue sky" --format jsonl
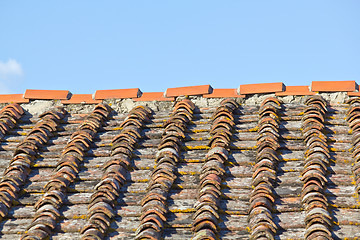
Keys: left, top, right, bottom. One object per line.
{"left": 0, "top": 1, "right": 359, "bottom": 94}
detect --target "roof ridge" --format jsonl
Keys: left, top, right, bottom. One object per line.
{"left": 0, "top": 80, "right": 358, "bottom": 104}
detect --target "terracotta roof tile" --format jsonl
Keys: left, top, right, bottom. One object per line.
{"left": 311, "top": 80, "right": 358, "bottom": 92}
{"left": 165, "top": 85, "right": 212, "bottom": 97}
{"left": 0, "top": 82, "right": 359, "bottom": 239}
{"left": 239, "top": 82, "right": 285, "bottom": 94}
{"left": 348, "top": 91, "right": 360, "bottom": 96}
{"left": 24, "top": 89, "right": 70, "bottom": 100}
{"left": 276, "top": 86, "right": 315, "bottom": 96}
{"left": 133, "top": 92, "right": 174, "bottom": 101}
{"left": 0, "top": 94, "right": 30, "bottom": 103}
{"left": 61, "top": 94, "right": 101, "bottom": 104}
{"left": 94, "top": 88, "right": 141, "bottom": 100}
{"left": 203, "top": 89, "right": 244, "bottom": 98}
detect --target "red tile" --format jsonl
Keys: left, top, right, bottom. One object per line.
{"left": 165, "top": 85, "right": 212, "bottom": 97}
{"left": 94, "top": 88, "right": 141, "bottom": 100}
{"left": 0, "top": 94, "right": 30, "bottom": 103}
{"left": 133, "top": 92, "right": 174, "bottom": 101}
{"left": 240, "top": 82, "right": 285, "bottom": 94}
{"left": 203, "top": 89, "right": 245, "bottom": 98}
{"left": 61, "top": 94, "right": 102, "bottom": 104}
{"left": 24, "top": 89, "right": 70, "bottom": 100}
{"left": 276, "top": 86, "right": 315, "bottom": 96}
{"left": 348, "top": 92, "right": 360, "bottom": 96}
{"left": 311, "top": 80, "right": 358, "bottom": 92}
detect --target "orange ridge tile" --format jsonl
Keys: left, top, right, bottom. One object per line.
{"left": 347, "top": 92, "right": 360, "bottom": 96}
{"left": 61, "top": 94, "right": 102, "bottom": 104}
{"left": 203, "top": 88, "right": 245, "bottom": 98}
{"left": 0, "top": 94, "right": 30, "bottom": 103}
{"left": 24, "top": 89, "right": 70, "bottom": 100}
{"left": 239, "top": 82, "right": 284, "bottom": 95}
{"left": 133, "top": 92, "right": 174, "bottom": 101}
{"left": 276, "top": 86, "right": 315, "bottom": 96}
{"left": 165, "top": 85, "right": 212, "bottom": 97}
{"left": 311, "top": 80, "right": 358, "bottom": 92}
{"left": 94, "top": 88, "right": 141, "bottom": 100}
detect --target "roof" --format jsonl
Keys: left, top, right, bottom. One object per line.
{"left": 0, "top": 80, "right": 359, "bottom": 239}
{"left": 0, "top": 80, "right": 359, "bottom": 104}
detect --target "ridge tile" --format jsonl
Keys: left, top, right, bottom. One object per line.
{"left": 276, "top": 86, "right": 315, "bottom": 96}
{"left": 94, "top": 88, "right": 141, "bottom": 100}
{"left": 24, "top": 89, "right": 70, "bottom": 100}
{"left": 311, "top": 80, "right": 358, "bottom": 92}
{"left": 165, "top": 84, "right": 212, "bottom": 97}
{"left": 239, "top": 82, "right": 284, "bottom": 94}
{"left": 0, "top": 94, "right": 30, "bottom": 103}
{"left": 203, "top": 88, "right": 244, "bottom": 98}
{"left": 61, "top": 94, "right": 102, "bottom": 104}
{"left": 133, "top": 92, "right": 174, "bottom": 101}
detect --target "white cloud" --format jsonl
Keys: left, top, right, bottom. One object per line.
{"left": 0, "top": 59, "right": 24, "bottom": 94}
{"left": 0, "top": 59, "right": 23, "bottom": 78}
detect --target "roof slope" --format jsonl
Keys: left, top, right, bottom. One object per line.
{"left": 0, "top": 83, "right": 359, "bottom": 239}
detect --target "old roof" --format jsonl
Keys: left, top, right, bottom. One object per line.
{"left": 0, "top": 80, "right": 359, "bottom": 239}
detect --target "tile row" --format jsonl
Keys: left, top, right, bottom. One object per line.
{"left": 81, "top": 106, "right": 152, "bottom": 239}
{"left": 135, "top": 99, "right": 195, "bottom": 239}
{"left": 192, "top": 99, "right": 238, "bottom": 240}
{"left": 249, "top": 97, "right": 281, "bottom": 239}
{"left": 21, "top": 104, "right": 111, "bottom": 239}
{"left": 0, "top": 80, "right": 359, "bottom": 104}
{"left": 0, "top": 106, "right": 65, "bottom": 223}
{"left": 301, "top": 96, "right": 332, "bottom": 239}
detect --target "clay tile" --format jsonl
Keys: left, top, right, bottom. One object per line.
{"left": 221, "top": 98, "right": 239, "bottom": 109}
{"left": 1, "top": 105, "right": 22, "bottom": 119}
{"left": 134, "top": 228, "right": 161, "bottom": 240}
{"left": 140, "top": 204, "right": 167, "bottom": 222}
{"left": 198, "top": 193, "right": 219, "bottom": 206}
{"left": 304, "top": 223, "right": 331, "bottom": 239}
{"left": 81, "top": 228, "right": 104, "bottom": 239}
{"left": 204, "top": 88, "right": 243, "bottom": 98}
{"left": 192, "top": 219, "right": 218, "bottom": 233}
{"left": 7, "top": 103, "right": 24, "bottom": 115}
{"left": 135, "top": 221, "right": 161, "bottom": 235}
{"left": 88, "top": 202, "right": 114, "bottom": 219}
{"left": 201, "top": 160, "right": 225, "bottom": 175}
{"left": 134, "top": 105, "right": 153, "bottom": 114}
{"left": 177, "top": 98, "right": 196, "bottom": 110}
{"left": 94, "top": 88, "right": 141, "bottom": 100}
{"left": 240, "top": 82, "right": 285, "bottom": 95}
{"left": 251, "top": 225, "right": 275, "bottom": 239}
{"left": 0, "top": 202, "right": 9, "bottom": 218}
{"left": 39, "top": 107, "right": 66, "bottom": 121}
{"left": 192, "top": 229, "right": 217, "bottom": 240}
{"left": 248, "top": 206, "right": 272, "bottom": 221}
{"left": 347, "top": 97, "right": 360, "bottom": 105}
{"left": 311, "top": 80, "right": 357, "bottom": 92}
{"left": 276, "top": 85, "right": 316, "bottom": 96}
{"left": 62, "top": 94, "right": 102, "bottom": 104}
{"left": 140, "top": 213, "right": 164, "bottom": 229}
{"left": 260, "top": 97, "right": 282, "bottom": 108}
{"left": 205, "top": 147, "right": 228, "bottom": 160}
{"left": 134, "top": 92, "right": 174, "bottom": 101}
{"left": 212, "top": 109, "right": 234, "bottom": 122}
{"left": 0, "top": 94, "right": 30, "bottom": 104}
{"left": 22, "top": 228, "right": 49, "bottom": 240}
{"left": 36, "top": 204, "right": 60, "bottom": 218}
{"left": 89, "top": 213, "right": 111, "bottom": 232}
{"left": 166, "top": 85, "right": 212, "bottom": 97}
{"left": 305, "top": 96, "right": 327, "bottom": 109}
{"left": 119, "top": 118, "right": 143, "bottom": 129}
{"left": 24, "top": 89, "right": 70, "bottom": 100}
{"left": 252, "top": 171, "right": 276, "bottom": 187}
